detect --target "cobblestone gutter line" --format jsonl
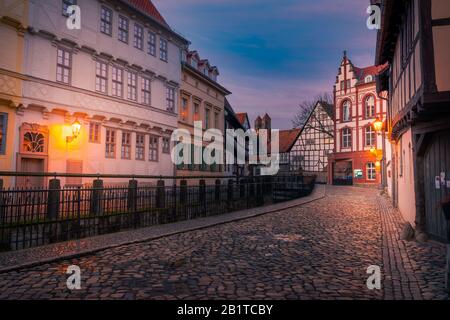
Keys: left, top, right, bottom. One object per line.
{"left": 378, "top": 195, "right": 448, "bottom": 300}
{"left": 0, "top": 185, "right": 326, "bottom": 273}
{"left": 378, "top": 196, "right": 422, "bottom": 300}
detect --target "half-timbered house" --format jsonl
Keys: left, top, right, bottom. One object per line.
{"left": 290, "top": 101, "right": 334, "bottom": 183}
{"left": 375, "top": 0, "right": 450, "bottom": 241}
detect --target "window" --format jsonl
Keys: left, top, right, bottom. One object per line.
{"left": 136, "top": 133, "right": 145, "bottom": 160}
{"left": 56, "top": 48, "right": 71, "bottom": 84}
{"left": 112, "top": 66, "right": 123, "bottom": 97}
{"left": 342, "top": 128, "right": 351, "bottom": 148}
{"left": 193, "top": 103, "right": 200, "bottom": 121}
{"left": 365, "top": 126, "right": 376, "bottom": 147}
{"left": 62, "top": 0, "right": 76, "bottom": 16}
{"left": 127, "top": 72, "right": 137, "bottom": 101}
{"left": 205, "top": 108, "right": 210, "bottom": 129}
{"left": 166, "top": 87, "right": 175, "bottom": 112}
{"left": 95, "top": 61, "right": 108, "bottom": 93}
{"left": 365, "top": 95, "right": 375, "bottom": 118}
{"left": 0, "top": 113, "right": 7, "bottom": 154}
{"left": 367, "top": 162, "right": 376, "bottom": 180}
{"left": 365, "top": 75, "right": 373, "bottom": 83}
{"left": 162, "top": 137, "right": 170, "bottom": 154}
{"left": 191, "top": 58, "right": 198, "bottom": 69}
{"left": 142, "top": 78, "right": 151, "bottom": 105}
{"left": 342, "top": 100, "right": 351, "bottom": 122}
{"left": 181, "top": 97, "right": 188, "bottom": 122}
{"left": 149, "top": 135, "right": 158, "bottom": 161}
{"left": 100, "top": 6, "right": 112, "bottom": 36}
{"left": 105, "top": 128, "right": 116, "bottom": 158}
{"left": 89, "top": 122, "right": 100, "bottom": 143}
{"left": 148, "top": 31, "right": 156, "bottom": 56}
{"left": 346, "top": 79, "right": 351, "bottom": 89}
{"left": 214, "top": 111, "right": 219, "bottom": 129}
{"left": 118, "top": 16, "right": 129, "bottom": 43}
{"left": 340, "top": 81, "right": 345, "bottom": 91}
{"left": 121, "top": 131, "right": 131, "bottom": 159}
{"left": 134, "top": 24, "right": 144, "bottom": 50}
{"left": 160, "top": 38, "right": 168, "bottom": 62}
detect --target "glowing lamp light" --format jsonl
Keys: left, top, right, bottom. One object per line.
{"left": 375, "top": 161, "right": 381, "bottom": 168}
{"left": 373, "top": 117, "right": 383, "bottom": 133}
{"left": 370, "top": 146, "right": 377, "bottom": 156}
{"left": 72, "top": 119, "right": 81, "bottom": 138}
{"left": 67, "top": 119, "right": 82, "bottom": 143}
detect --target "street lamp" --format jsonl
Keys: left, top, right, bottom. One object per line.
{"left": 372, "top": 117, "right": 387, "bottom": 190}
{"left": 66, "top": 119, "right": 82, "bottom": 143}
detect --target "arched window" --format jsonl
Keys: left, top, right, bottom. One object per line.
{"left": 365, "top": 126, "right": 376, "bottom": 147}
{"left": 342, "top": 128, "right": 352, "bottom": 148}
{"left": 342, "top": 100, "right": 351, "bottom": 122}
{"left": 365, "top": 95, "right": 375, "bottom": 118}
{"left": 365, "top": 75, "right": 373, "bottom": 83}
{"left": 367, "top": 162, "right": 376, "bottom": 180}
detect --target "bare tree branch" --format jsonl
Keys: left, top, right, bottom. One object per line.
{"left": 292, "top": 92, "right": 334, "bottom": 138}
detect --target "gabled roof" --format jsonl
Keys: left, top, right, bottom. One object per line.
{"left": 125, "top": 0, "right": 168, "bottom": 26}
{"left": 279, "top": 129, "right": 302, "bottom": 153}
{"left": 353, "top": 63, "right": 389, "bottom": 84}
{"left": 235, "top": 113, "right": 249, "bottom": 126}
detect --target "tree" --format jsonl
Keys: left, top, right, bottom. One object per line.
{"left": 292, "top": 92, "right": 334, "bottom": 138}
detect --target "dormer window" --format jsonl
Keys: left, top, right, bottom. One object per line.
{"left": 203, "top": 68, "right": 208, "bottom": 76}
{"left": 191, "top": 58, "right": 198, "bottom": 69}
{"left": 365, "top": 75, "right": 373, "bottom": 83}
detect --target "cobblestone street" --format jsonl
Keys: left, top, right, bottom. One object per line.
{"left": 0, "top": 186, "right": 448, "bottom": 300}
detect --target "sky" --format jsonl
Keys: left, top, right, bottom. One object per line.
{"left": 152, "top": 0, "right": 377, "bottom": 129}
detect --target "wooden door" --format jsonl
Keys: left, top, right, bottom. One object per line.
{"left": 19, "top": 158, "right": 45, "bottom": 188}
{"left": 423, "top": 131, "right": 450, "bottom": 241}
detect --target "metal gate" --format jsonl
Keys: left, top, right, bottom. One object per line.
{"left": 423, "top": 130, "right": 450, "bottom": 241}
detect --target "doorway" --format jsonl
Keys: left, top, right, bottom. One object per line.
{"left": 18, "top": 157, "right": 45, "bottom": 188}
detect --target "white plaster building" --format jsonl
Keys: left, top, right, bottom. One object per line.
{"left": 0, "top": 0, "right": 189, "bottom": 187}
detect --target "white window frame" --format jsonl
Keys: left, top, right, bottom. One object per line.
{"left": 141, "top": 77, "right": 151, "bottom": 106}
{"left": 118, "top": 15, "right": 129, "bottom": 44}
{"left": 95, "top": 60, "right": 108, "bottom": 93}
{"left": 112, "top": 66, "right": 124, "bottom": 97}
{"left": 166, "top": 87, "right": 175, "bottom": 112}
{"left": 56, "top": 47, "right": 71, "bottom": 84}
{"left": 367, "top": 162, "right": 376, "bottom": 180}
{"left": 160, "top": 38, "right": 168, "bottom": 62}
{"left": 127, "top": 71, "right": 137, "bottom": 101}
{"left": 134, "top": 23, "right": 144, "bottom": 50}
{"left": 100, "top": 6, "right": 112, "bottom": 36}
{"left": 148, "top": 31, "right": 156, "bottom": 56}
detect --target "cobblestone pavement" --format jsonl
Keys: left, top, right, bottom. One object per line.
{"left": 0, "top": 186, "right": 448, "bottom": 300}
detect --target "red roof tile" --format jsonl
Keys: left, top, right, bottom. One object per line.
{"left": 125, "top": 0, "right": 167, "bottom": 26}
{"left": 279, "top": 129, "right": 301, "bottom": 153}
{"left": 235, "top": 113, "right": 248, "bottom": 126}
{"left": 354, "top": 62, "right": 389, "bottom": 83}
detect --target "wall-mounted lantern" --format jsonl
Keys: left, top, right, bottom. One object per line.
{"left": 372, "top": 117, "right": 384, "bottom": 134}
{"left": 66, "top": 119, "right": 81, "bottom": 143}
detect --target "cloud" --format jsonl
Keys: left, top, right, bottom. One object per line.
{"left": 152, "top": 0, "right": 377, "bottom": 129}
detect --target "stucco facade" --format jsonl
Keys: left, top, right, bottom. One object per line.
{"left": 328, "top": 51, "right": 390, "bottom": 187}
{"left": 176, "top": 50, "right": 231, "bottom": 184}
{"left": 0, "top": 0, "right": 189, "bottom": 187}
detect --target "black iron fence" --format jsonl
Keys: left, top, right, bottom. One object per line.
{"left": 0, "top": 173, "right": 316, "bottom": 251}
